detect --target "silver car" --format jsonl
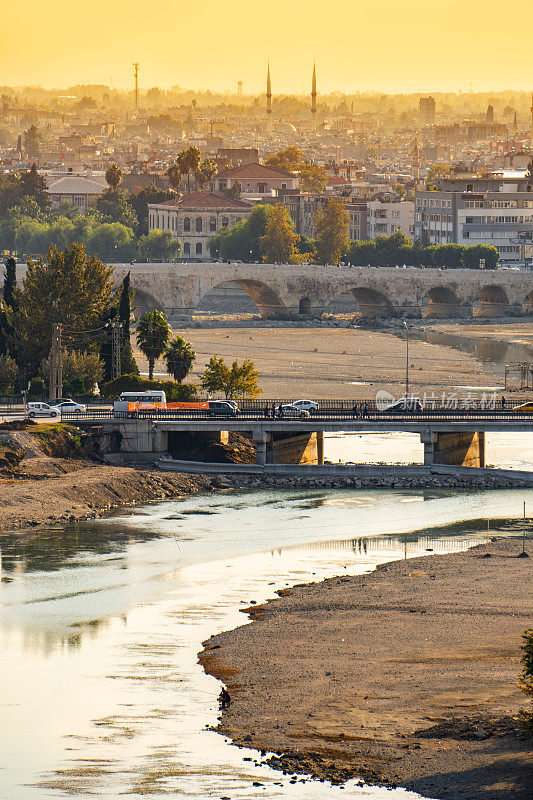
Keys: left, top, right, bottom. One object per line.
{"left": 278, "top": 404, "right": 310, "bottom": 419}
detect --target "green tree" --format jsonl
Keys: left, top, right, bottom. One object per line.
{"left": 177, "top": 146, "right": 201, "bottom": 193}
{"left": 86, "top": 222, "right": 135, "bottom": 261}
{"left": 195, "top": 158, "right": 218, "bottom": 190}
{"left": 137, "top": 229, "right": 181, "bottom": 261}
{"left": 129, "top": 184, "right": 174, "bottom": 234}
{"left": 266, "top": 146, "right": 303, "bottom": 172}
{"left": 118, "top": 271, "right": 138, "bottom": 375}
{"left": 313, "top": 198, "right": 349, "bottom": 265}
{"left": 200, "top": 356, "right": 261, "bottom": 399}
{"left": 19, "top": 164, "right": 50, "bottom": 210}
{"left": 105, "top": 164, "right": 123, "bottom": 192}
{"left": 95, "top": 188, "right": 138, "bottom": 230}
{"left": 165, "top": 336, "right": 196, "bottom": 382}
{"left": 259, "top": 204, "right": 301, "bottom": 264}
{"left": 299, "top": 163, "right": 327, "bottom": 194}
{"left": 136, "top": 309, "right": 170, "bottom": 379}
{"left": 0, "top": 354, "right": 17, "bottom": 392}
{"left": 12, "top": 242, "right": 114, "bottom": 374}
{"left": 23, "top": 126, "right": 41, "bottom": 158}
{"left": 166, "top": 161, "right": 183, "bottom": 193}
{"left": 3, "top": 257, "right": 17, "bottom": 310}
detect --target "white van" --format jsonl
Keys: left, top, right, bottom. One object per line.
{"left": 114, "top": 391, "right": 166, "bottom": 417}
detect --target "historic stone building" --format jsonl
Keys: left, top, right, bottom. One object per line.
{"left": 148, "top": 191, "right": 252, "bottom": 259}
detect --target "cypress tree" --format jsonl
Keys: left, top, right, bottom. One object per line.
{"left": 118, "top": 271, "right": 138, "bottom": 374}
{"left": 3, "top": 257, "right": 17, "bottom": 311}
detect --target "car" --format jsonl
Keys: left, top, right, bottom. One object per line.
{"left": 26, "top": 402, "right": 62, "bottom": 418}
{"left": 383, "top": 398, "right": 423, "bottom": 413}
{"left": 292, "top": 399, "right": 319, "bottom": 413}
{"left": 56, "top": 401, "right": 87, "bottom": 413}
{"left": 208, "top": 400, "right": 239, "bottom": 417}
{"left": 512, "top": 401, "right": 533, "bottom": 413}
{"left": 278, "top": 404, "right": 310, "bottom": 419}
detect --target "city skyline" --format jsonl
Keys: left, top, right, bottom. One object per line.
{"left": 3, "top": 0, "right": 533, "bottom": 94}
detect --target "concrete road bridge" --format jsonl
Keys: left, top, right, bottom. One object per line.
{"left": 14, "top": 261, "right": 533, "bottom": 318}
{"left": 70, "top": 410, "right": 533, "bottom": 470}
{"left": 109, "top": 262, "right": 533, "bottom": 319}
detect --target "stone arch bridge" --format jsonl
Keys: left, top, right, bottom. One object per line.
{"left": 16, "top": 262, "right": 533, "bottom": 319}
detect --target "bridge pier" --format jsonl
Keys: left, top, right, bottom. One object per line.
{"left": 253, "top": 430, "right": 323, "bottom": 465}
{"left": 421, "top": 431, "right": 485, "bottom": 468}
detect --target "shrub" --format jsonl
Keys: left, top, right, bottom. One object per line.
{"left": 28, "top": 376, "right": 46, "bottom": 397}
{"left": 100, "top": 373, "right": 197, "bottom": 401}
{"left": 520, "top": 628, "right": 533, "bottom": 730}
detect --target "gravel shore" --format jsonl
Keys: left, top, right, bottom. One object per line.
{"left": 200, "top": 537, "right": 533, "bottom": 800}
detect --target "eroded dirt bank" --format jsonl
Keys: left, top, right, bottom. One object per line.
{"left": 200, "top": 538, "right": 533, "bottom": 800}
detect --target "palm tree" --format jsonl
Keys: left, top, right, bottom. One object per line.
{"left": 165, "top": 336, "right": 196, "bottom": 382}
{"left": 136, "top": 310, "right": 170, "bottom": 380}
{"left": 166, "top": 161, "right": 182, "bottom": 193}
{"left": 177, "top": 147, "right": 201, "bottom": 193}
{"left": 105, "top": 163, "right": 123, "bottom": 192}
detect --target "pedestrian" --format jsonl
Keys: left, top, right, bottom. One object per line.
{"left": 278, "top": 404, "right": 284, "bottom": 418}
{"left": 264, "top": 404, "right": 269, "bottom": 418}
{"left": 363, "top": 402, "right": 369, "bottom": 419}
{"left": 501, "top": 395, "right": 506, "bottom": 410}
{"left": 219, "top": 687, "right": 231, "bottom": 708}
{"left": 352, "top": 403, "right": 359, "bottom": 419}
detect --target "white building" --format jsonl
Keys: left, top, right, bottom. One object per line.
{"left": 367, "top": 201, "right": 414, "bottom": 240}
{"left": 148, "top": 191, "right": 252, "bottom": 259}
{"left": 46, "top": 175, "right": 106, "bottom": 211}
{"left": 215, "top": 163, "right": 299, "bottom": 199}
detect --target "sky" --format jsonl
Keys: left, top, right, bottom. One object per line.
{"left": 2, "top": 0, "right": 533, "bottom": 94}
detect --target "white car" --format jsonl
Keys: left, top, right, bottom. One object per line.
{"left": 26, "top": 402, "right": 62, "bottom": 418}
{"left": 292, "top": 399, "right": 319, "bottom": 414}
{"left": 278, "top": 404, "right": 311, "bottom": 419}
{"left": 56, "top": 400, "right": 87, "bottom": 413}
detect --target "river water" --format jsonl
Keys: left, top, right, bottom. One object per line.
{"left": 1, "top": 465, "right": 532, "bottom": 800}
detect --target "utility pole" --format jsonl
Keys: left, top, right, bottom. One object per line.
{"left": 49, "top": 323, "right": 63, "bottom": 403}
{"left": 111, "top": 321, "right": 122, "bottom": 381}
{"left": 133, "top": 62, "right": 139, "bottom": 114}
{"left": 404, "top": 321, "right": 409, "bottom": 398}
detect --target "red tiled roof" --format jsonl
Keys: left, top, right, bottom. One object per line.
{"left": 154, "top": 191, "right": 252, "bottom": 210}
{"left": 217, "top": 163, "right": 295, "bottom": 179}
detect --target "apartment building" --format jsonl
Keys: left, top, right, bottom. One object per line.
{"left": 414, "top": 176, "right": 533, "bottom": 260}
{"left": 367, "top": 201, "right": 414, "bottom": 240}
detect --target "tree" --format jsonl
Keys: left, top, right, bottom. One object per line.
{"left": 266, "top": 146, "right": 303, "bottom": 172}
{"left": 0, "top": 354, "right": 17, "bottom": 392}
{"left": 195, "top": 158, "right": 218, "bottom": 190}
{"left": 118, "top": 272, "right": 132, "bottom": 338}
{"left": 95, "top": 188, "right": 138, "bottom": 230}
{"left": 313, "top": 198, "right": 349, "bottom": 265}
{"left": 166, "top": 161, "right": 183, "bottom": 193}
{"left": 177, "top": 146, "right": 201, "bottom": 192}
{"left": 137, "top": 229, "right": 181, "bottom": 261}
{"left": 12, "top": 242, "right": 114, "bottom": 374}
{"left": 105, "top": 164, "right": 123, "bottom": 192}
{"left": 23, "top": 126, "right": 41, "bottom": 158}
{"left": 86, "top": 221, "right": 135, "bottom": 260}
{"left": 209, "top": 205, "right": 269, "bottom": 261}
{"left": 259, "top": 204, "right": 301, "bottom": 264}
{"left": 299, "top": 163, "right": 327, "bottom": 194}
{"left": 129, "top": 183, "right": 174, "bottom": 234}
{"left": 3, "top": 257, "right": 17, "bottom": 310}
{"left": 136, "top": 309, "right": 170, "bottom": 379}
{"left": 165, "top": 336, "right": 196, "bottom": 382}
{"left": 200, "top": 356, "right": 261, "bottom": 399}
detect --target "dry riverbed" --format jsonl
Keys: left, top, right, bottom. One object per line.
{"left": 200, "top": 537, "right": 533, "bottom": 800}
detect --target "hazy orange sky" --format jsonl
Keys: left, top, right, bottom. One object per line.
{"left": 2, "top": 0, "right": 533, "bottom": 94}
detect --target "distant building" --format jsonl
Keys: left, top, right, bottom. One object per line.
{"left": 217, "top": 148, "right": 259, "bottom": 167}
{"left": 414, "top": 175, "right": 533, "bottom": 261}
{"left": 419, "top": 96, "right": 436, "bottom": 126}
{"left": 283, "top": 194, "right": 367, "bottom": 242}
{"left": 214, "top": 163, "right": 299, "bottom": 199}
{"left": 46, "top": 175, "right": 106, "bottom": 211}
{"left": 367, "top": 200, "right": 414, "bottom": 240}
{"left": 148, "top": 191, "right": 252, "bottom": 260}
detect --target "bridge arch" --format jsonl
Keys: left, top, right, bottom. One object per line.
{"left": 475, "top": 284, "right": 510, "bottom": 317}
{"left": 197, "top": 279, "right": 287, "bottom": 318}
{"left": 298, "top": 297, "right": 311, "bottom": 315}
{"left": 132, "top": 287, "right": 165, "bottom": 314}
{"left": 347, "top": 286, "right": 394, "bottom": 318}
{"left": 424, "top": 286, "right": 466, "bottom": 318}
{"left": 523, "top": 290, "right": 533, "bottom": 315}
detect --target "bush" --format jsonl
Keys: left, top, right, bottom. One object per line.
{"left": 100, "top": 373, "right": 197, "bottom": 401}
{"left": 0, "top": 354, "right": 18, "bottom": 393}
{"left": 520, "top": 629, "right": 533, "bottom": 730}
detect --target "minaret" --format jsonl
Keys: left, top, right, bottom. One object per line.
{"left": 311, "top": 62, "right": 317, "bottom": 125}
{"left": 513, "top": 111, "right": 518, "bottom": 139}
{"left": 266, "top": 62, "right": 272, "bottom": 128}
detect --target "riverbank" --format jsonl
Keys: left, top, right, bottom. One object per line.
{"left": 200, "top": 536, "right": 533, "bottom": 800}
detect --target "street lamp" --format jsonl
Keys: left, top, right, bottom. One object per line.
{"left": 404, "top": 320, "right": 410, "bottom": 398}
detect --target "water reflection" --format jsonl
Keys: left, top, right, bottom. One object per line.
{"left": 0, "top": 487, "right": 531, "bottom": 799}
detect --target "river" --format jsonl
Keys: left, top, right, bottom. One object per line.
{"left": 1, "top": 471, "right": 532, "bottom": 800}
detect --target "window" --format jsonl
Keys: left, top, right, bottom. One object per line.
{"left": 222, "top": 217, "right": 229, "bottom": 227}
{"left": 184, "top": 217, "right": 191, "bottom": 232}
{"left": 183, "top": 242, "right": 190, "bottom": 255}
{"left": 196, "top": 217, "right": 202, "bottom": 232}
{"left": 196, "top": 242, "right": 202, "bottom": 255}
{"left": 258, "top": 183, "right": 266, "bottom": 193}
{"left": 210, "top": 216, "right": 216, "bottom": 232}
